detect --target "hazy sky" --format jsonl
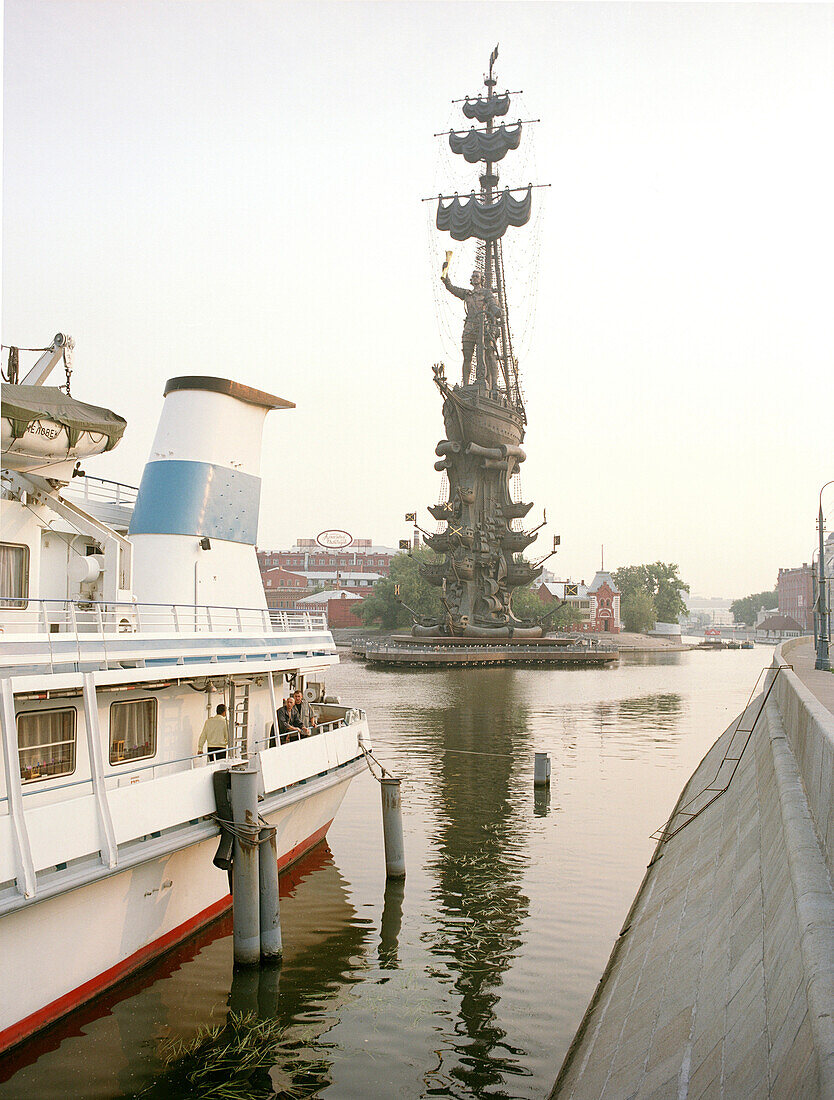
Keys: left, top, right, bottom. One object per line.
{"left": 4, "top": 2, "right": 834, "bottom": 598}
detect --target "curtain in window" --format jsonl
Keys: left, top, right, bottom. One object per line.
{"left": 0, "top": 543, "right": 28, "bottom": 607}
{"left": 18, "top": 709, "right": 76, "bottom": 781}
{"left": 110, "top": 699, "right": 157, "bottom": 764}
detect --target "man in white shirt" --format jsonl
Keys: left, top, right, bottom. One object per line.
{"left": 198, "top": 703, "right": 229, "bottom": 761}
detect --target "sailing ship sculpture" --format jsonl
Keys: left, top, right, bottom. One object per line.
{"left": 415, "top": 49, "right": 548, "bottom": 640}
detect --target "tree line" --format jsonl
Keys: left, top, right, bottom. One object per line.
{"left": 729, "top": 590, "right": 777, "bottom": 626}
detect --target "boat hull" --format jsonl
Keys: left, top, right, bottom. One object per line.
{"left": 0, "top": 770, "right": 358, "bottom": 1054}
{"left": 442, "top": 387, "right": 524, "bottom": 450}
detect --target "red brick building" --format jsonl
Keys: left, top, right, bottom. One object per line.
{"left": 261, "top": 566, "right": 309, "bottom": 611}
{"left": 258, "top": 538, "right": 394, "bottom": 578}
{"left": 777, "top": 564, "right": 814, "bottom": 633}
{"left": 536, "top": 571, "right": 621, "bottom": 632}
{"left": 296, "top": 589, "right": 365, "bottom": 628}
{"left": 588, "top": 573, "right": 621, "bottom": 633}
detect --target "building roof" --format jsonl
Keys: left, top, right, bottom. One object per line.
{"left": 261, "top": 566, "right": 307, "bottom": 583}
{"left": 588, "top": 570, "right": 620, "bottom": 594}
{"left": 757, "top": 614, "right": 804, "bottom": 632}
{"left": 296, "top": 589, "right": 363, "bottom": 605}
{"left": 538, "top": 580, "right": 590, "bottom": 599}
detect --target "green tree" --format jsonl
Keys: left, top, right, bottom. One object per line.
{"left": 730, "top": 590, "right": 777, "bottom": 626}
{"left": 510, "top": 583, "right": 587, "bottom": 630}
{"left": 508, "top": 583, "right": 546, "bottom": 622}
{"left": 613, "top": 562, "right": 689, "bottom": 624}
{"left": 354, "top": 547, "right": 444, "bottom": 631}
{"left": 620, "top": 590, "right": 656, "bottom": 633}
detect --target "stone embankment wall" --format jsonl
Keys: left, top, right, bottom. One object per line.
{"left": 775, "top": 638, "right": 834, "bottom": 883}
{"left": 551, "top": 639, "right": 834, "bottom": 1098}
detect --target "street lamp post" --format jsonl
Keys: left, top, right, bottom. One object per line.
{"left": 816, "top": 480, "right": 833, "bottom": 672}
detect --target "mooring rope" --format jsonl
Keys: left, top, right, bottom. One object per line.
{"left": 209, "top": 811, "right": 276, "bottom": 844}
{"left": 360, "top": 741, "right": 393, "bottom": 782}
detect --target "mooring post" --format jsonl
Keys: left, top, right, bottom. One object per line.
{"left": 229, "top": 767, "right": 261, "bottom": 966}
{"left": 534, "top": 752, "right": 551, "bottom": 787}
{"left": 381, "top": 777, "right": 406, "bottom": 879}
{"left": 258, "top": 824, "right": 283, "bottom": 962}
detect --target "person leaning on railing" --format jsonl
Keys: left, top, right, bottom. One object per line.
{"left": 198, "top": 703, "right": 229, "bottom": 761}
{"left": 276, "top": 698, "right": 304, "bottom": 743}
{"left": 292, "top": 689, "right": 318, "bottom": 736}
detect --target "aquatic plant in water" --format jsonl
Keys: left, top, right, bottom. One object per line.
{"left": 136, "top": 1011, "right": 330, "bottom": 1099}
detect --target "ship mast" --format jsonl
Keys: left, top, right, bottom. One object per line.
{"left": 435, "top": 48, "right": 536, "bottom": 418}
{"left": 477, "top": 48, "right": 524, "bottom": 418}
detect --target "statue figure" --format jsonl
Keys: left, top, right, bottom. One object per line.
{"left": 441, "top": 269, "right": 502, "bottom": 386}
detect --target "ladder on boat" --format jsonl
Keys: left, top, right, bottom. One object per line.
{"left": 230, "top": 683, "right": 250, "bottom": 758}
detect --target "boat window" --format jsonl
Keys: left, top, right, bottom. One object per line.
{"left": 110, "top": 698, "right": 157, "bottom": 765}
{"left": 0, "top": 542, "right": 29, "bottom": 609}
{"left": 17, "top": 707, "right": 76, "bottom": 783}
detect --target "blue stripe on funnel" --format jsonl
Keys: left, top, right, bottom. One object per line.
{"left": 129, "top": 460, "right": 260, "bottom": 544}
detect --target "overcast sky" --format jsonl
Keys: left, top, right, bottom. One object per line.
{"left": 4, "top": 1, "right": 834, "bottom": 598}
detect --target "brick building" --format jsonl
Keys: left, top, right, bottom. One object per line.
{"left": 296, "top": 588, "right": 365, "bottom": 628}
{"left": 777, "top": 564, "right": 814, "bottom": 633}
{"left": 537, "top": 570, "right": 622, "bottom": 632}
{"left": 258, "top": 538, "right": 394, "bottom": 579}
{"left": 261, "top": 566, "right": 309, "bottom": 611}
{"left": 257, "top": 536, "right": 397, "bottom": 611}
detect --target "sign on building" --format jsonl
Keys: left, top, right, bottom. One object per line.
{"left": 316, "top": 529, "right": 352, "bottom": 549}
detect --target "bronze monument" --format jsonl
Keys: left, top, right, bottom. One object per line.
{"left": 414, "top": 49, "right": 548, "bottom": 640}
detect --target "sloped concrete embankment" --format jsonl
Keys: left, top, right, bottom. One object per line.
{"left": 551, "top": 640, "right": 834, "bottom": 1099}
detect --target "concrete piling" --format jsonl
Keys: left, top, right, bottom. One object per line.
{"left": 230, "top": 768, "right": 261, "bottom": 966}
{"left": 258, "top": 825, "right": 283, "bottom": 962}
{"left": 381, "top": 777, "right": 406, "bottom": 879}
{"left": 534, "top": 752, "right": 551, "bottom": 787}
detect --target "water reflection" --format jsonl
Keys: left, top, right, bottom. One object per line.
{"left": 592, "top": 693, "right": 684, "bottom": 744}
{"left": 379, "top": 879, "right": 405, "bottom": 970}
{"left": 411, "top": 670, "right": 534, "bottom": 1096}
{"left": 134, "top": 847, "right": 373, "bottom": 1099}
{"left": 534, "top": 786, "right": 551, "bottom": 818}
{"left": 616, "top": 693, "right": 683, "bottom": 727}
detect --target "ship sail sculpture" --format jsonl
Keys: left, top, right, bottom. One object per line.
{"left": 416, "top": 50, "right": 548, "bottom": 640}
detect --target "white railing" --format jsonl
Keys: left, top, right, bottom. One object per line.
{"left": 0, "top": 597, "right": 328, "bottom": 638}
{"left": 63, "top": 475, "right": 139, "bottom": 509}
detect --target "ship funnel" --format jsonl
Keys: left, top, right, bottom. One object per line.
{"left": 129, "top": 377, "right": 293, "bottom": 610}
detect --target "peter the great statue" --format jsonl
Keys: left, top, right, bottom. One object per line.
{"left": 413, "top": 48, "right": 551, "bottom": 640}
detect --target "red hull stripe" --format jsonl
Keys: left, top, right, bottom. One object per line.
{"left": 0, "top": 819, "right": 333, "bottom": 1055}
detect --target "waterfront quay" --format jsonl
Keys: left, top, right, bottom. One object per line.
{"left": 552, "top": 638, "right": 834, "bottom": 1099}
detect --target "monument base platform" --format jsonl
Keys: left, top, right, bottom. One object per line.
{"left": 353, "top": 635, "right": 619, "bottom": 668}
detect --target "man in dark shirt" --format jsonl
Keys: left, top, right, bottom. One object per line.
{"left": 292, "top": 689, "right": 317, "bottom": 736}
{"left": 277, "top": 698, "right": 302, "bottom": 743}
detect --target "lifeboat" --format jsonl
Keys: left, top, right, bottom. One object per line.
{"left": 1, "top": 384, "right": 126, "bottom": 473}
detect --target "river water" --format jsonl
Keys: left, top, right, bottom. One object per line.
{"left": 0, "top": 645, "right": 770, "bottom": 1099}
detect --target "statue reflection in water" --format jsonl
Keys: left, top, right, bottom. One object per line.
{"left": 412, "top": 669, "right": 535, "bottom": 1096}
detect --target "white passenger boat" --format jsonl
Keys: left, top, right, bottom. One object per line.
{"left": 0, "top": 341, "right": 370, "bottom": 1053}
